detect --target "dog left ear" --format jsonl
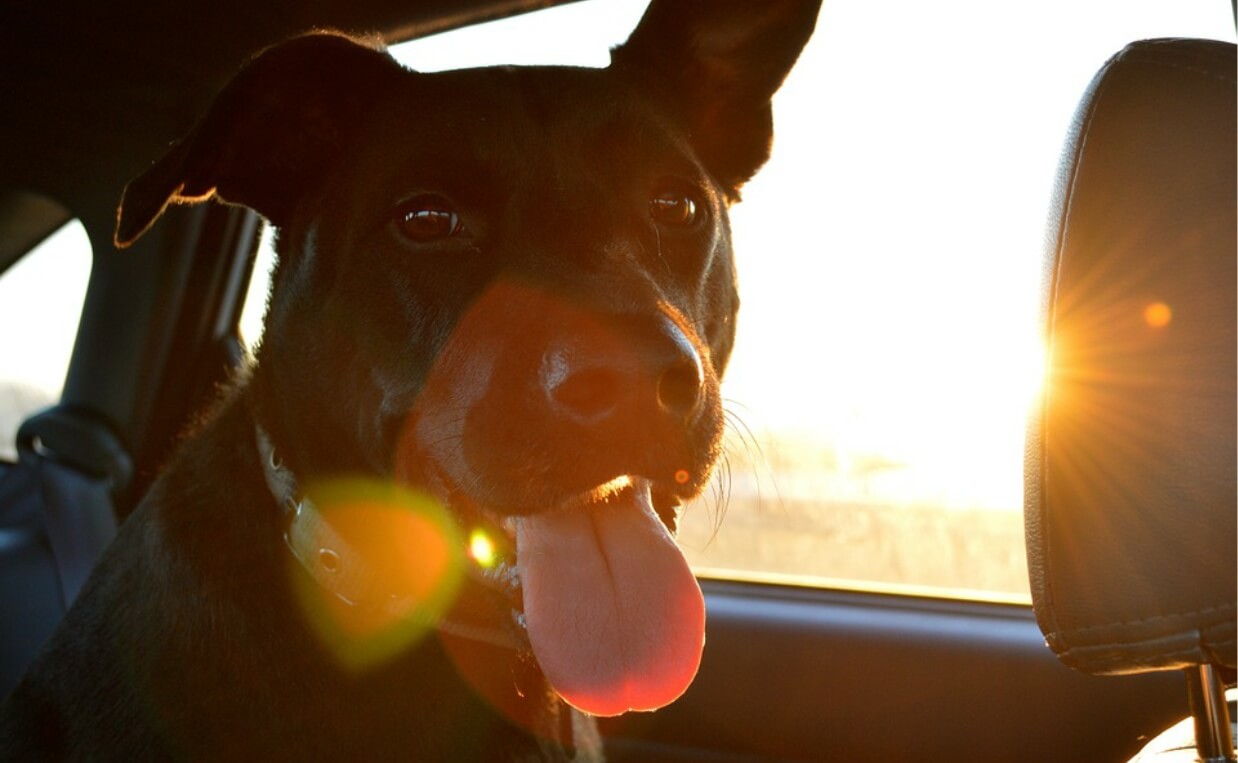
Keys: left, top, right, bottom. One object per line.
{"left": 115, "top": 33, "right": 404, "bottom": 248}
{"left": 612, "top": 0, "right": 821, "bottom": 198}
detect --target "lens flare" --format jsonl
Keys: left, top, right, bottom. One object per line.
{"left": 1144, "top": 301, "right": 1172, "bottom": 328}
{"left": 468, "top": 529, "right": 498, "bottom": 568}
{"left": 287, "top": 477, "right": 463, "bottom": 671}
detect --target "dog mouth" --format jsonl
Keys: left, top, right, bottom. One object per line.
{"left": 432, "top": 466, "right": 689, "bottom": 600}
{"left": 430, "top": 467, "right": 706, "bottom": 718}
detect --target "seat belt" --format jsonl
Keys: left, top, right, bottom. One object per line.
{"left": 13, "top": 406, "right": 128, "bottom": 607}
{"left": 0, "top": 406, "right": 128, "bottom": 694}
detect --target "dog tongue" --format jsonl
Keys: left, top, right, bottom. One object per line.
{"left": 515, "top": 481, "right": 705, "bottom": 717}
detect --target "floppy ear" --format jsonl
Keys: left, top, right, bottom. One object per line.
{"left": 611, "top": 0, "right": 821, "bottom": 197}
{"left": 115, "top": 33, "right": 404, "bottom": 248}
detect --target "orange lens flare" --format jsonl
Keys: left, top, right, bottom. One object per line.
{"left": 1143, "top": 301, "right": 1172, "bottom": 328}
{"left": 288, "top": 477, "right": 463, "bottom": 671}
{"left": 674, "top": 469, "right": 690, "bottom": 485}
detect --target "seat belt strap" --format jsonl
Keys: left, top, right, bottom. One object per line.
{"left": 16, "top": 407, "right": 129, "bottom": 608}
{"left": 34, "top": 454, "right": 118, "bottom": 607}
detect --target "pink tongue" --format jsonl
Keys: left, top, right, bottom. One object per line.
{"left": 515, "top": 482, "right": 705, "bottom": 717}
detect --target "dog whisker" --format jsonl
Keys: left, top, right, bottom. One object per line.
{"left": 713, "top": 451, "right": 727, "bottom": 501}
{"left": 696, "top": 403, "right": 788, "bottom": 541}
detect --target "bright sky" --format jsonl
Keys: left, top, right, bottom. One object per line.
{"left": 4, "top": 0, "right": 1233, "bottom": 508}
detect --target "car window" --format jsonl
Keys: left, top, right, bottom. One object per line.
{"left": 242, "top": 0, "right": 1236, "bottom": 602}
{"left": 0, "top": 219, "right": 92, "bottom": 461}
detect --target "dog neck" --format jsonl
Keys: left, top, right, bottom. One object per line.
{"left": 253, "top": 426, "right": 528, "bottom": 652}
{"left": 253, "top": 426, "right": 593, "bottom": 754}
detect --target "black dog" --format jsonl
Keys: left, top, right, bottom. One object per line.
{"left": 0, "top": 0, "right": 819, "bottom": 759}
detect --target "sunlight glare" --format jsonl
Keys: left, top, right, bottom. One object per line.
{"left": 468, "top": 528, "right": 498, "bottom": 568}
{"left": 289, "top": 478, "right": 464, "bottom": 671}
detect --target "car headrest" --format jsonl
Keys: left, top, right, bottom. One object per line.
{"left": 1026, "top": 38, "right": 1236, "bottom": 676}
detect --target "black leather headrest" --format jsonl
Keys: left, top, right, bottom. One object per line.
{"left": 1026, "top": 38, "right": 1236, "bottom": 676}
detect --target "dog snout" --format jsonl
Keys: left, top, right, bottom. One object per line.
{"left": 655, "top": 322, "right": 705, "bottom": 420}
{"left": 541, "top": 315, "right": 706, "bottom": 427}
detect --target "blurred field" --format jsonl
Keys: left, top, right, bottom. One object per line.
{"left": 679, "top": 494, "right": 1030, "bottom": 599}
{"left": 676, "top": 431, "right": 1032, "bottom": 600}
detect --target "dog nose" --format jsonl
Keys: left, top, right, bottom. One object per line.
{"left": 542, "top": 316, "right": 705, "bottom": 426}
{"left": 656, "top": 323, "right": 706, "bottom": 419}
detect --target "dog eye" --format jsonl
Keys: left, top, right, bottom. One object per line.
{"left": 396, "top": 198, "right": 462, "bottom": 242}
{"left": 649, "top": 191, "right": 699, "bottom": 227}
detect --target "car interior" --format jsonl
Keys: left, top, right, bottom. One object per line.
{"left": 1, "top": 1, "right": 1234, "bottom": 760}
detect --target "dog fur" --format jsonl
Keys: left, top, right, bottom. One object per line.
{"left": 0, "top": 1, "right": 820, "bottom": 759}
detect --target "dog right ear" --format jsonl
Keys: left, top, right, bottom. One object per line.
{"left": 612, "top": 0, "right": 821, "bottom": 199}
{"left": 115, "top": 33, "right": 404, "bottom": 248}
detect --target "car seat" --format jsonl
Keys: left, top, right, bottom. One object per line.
{"left": 1026, "top": 37, "right": 1236, "bottom": 761}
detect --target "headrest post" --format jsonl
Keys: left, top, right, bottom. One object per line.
{"left": 1186, "top": 664, "right": 1235, "bottom": 763}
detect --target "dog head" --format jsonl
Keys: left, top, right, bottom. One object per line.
{"left": 116, "top": 0, "right": 819, "bottom": 717}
